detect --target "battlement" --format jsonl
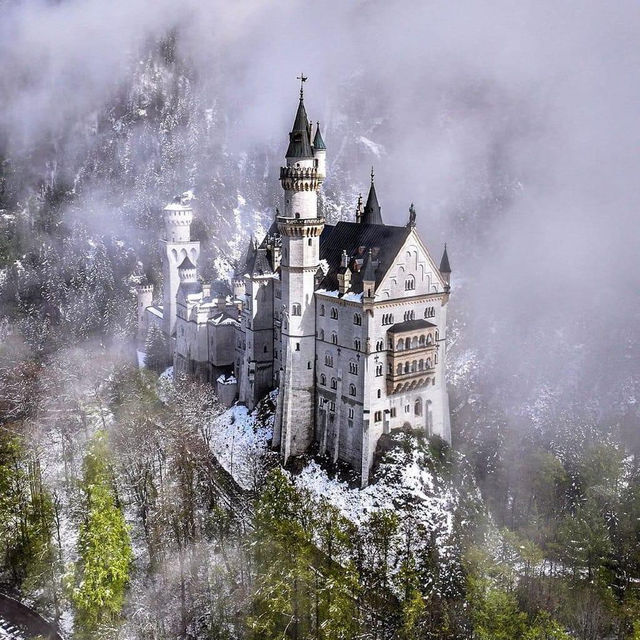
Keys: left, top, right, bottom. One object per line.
{"left": 277, "top": 215, "right": 325, "bottom": 237}
{"left": 280, "top": 166, "right": 322, "bottom": 191}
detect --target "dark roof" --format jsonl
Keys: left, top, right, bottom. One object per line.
{"left": 387, "top": 319, "right": 437, "bottom": 334}
{"left": 313, "top": 123, "right": 326, "bottom": 150}
{"left": 362, "top": 180, "right": 383, "bottom": 225}
{"left": 319, "top": 221, "right": 410, "bottom": 293}
{"left": 439, "top": 244, "right": 451, "bottom": 273}
{"left": 361, "top": 249, "right": 376, "bottom": 282}
{"left": 245, "top": 246, "right": 273, "bottom": 277}
{"left": 178, "top": 256, "right": 195, "bottom": 270}
{"left": 286, "top": 98, "right": 313, "bottom": 158}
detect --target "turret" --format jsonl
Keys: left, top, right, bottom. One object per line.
{"left": 135, "top": 281, "right": 154, "bottom": 337}
{"left": 361, "top": 249, "right": 376, "bottom": 298}
{"left": 337, "top": 249, "right": 351, "bottom": 294}
{"left": 163, "top": 196, "right": 193, "bottom": 243}
{"left": 361, "top": 168, "right": 383, "bottom": 225}
{"left": 313, "top": 122, "right": 326, "bottom": 179}
{"left": 178, "top": 256, "right": 197, "bottom": 283}
{"left": 439, "top": 243, "right": 451, "bottom": 288}
{"left": 355, "top": 193, "right": 364, "bottom": 224}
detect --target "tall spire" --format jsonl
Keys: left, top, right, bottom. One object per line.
{"left": 287, "top": 75, "right": 312, "bottom": 158}
{"left": 440, "top": 243, "right": 451, "bottom": 274}
{"left": 313, "top": 121, "right": 326, "bottom": 150}
{"left": 361, "top": 167, "right": 383, "bottom": 225}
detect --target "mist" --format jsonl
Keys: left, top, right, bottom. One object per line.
{"left": 1, "top": 0, "right": 638, "bottom": 424}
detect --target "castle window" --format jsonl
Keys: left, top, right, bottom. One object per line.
{"left": 390, "top": 407, "right": 397, "bottom": 418}
{"left": 404, "top": 310, "right": 415, "bottom": 322}
{"left": 353, "top": 313, "right": 362, "bottom": 325}
{"left": 320, "top": 374, "right": 326, "bottom": 385}
{"left": 330, "top": 307, "right": 338, "bottom": 319}
{"left": 411, "top": 360, "right": 417, "bottom": 372}
{"left": 349, "top": 384, "right": 356, "bottom": 396}
{"left": 405, "top": 275, "right": 415, "bottom": 291}
{"left": 308, "top": 238, "right": 312, "bottom": 246}
{"left": 376, "top": 364, "right": 383, "bottom": 377}
{"left": 396, "top": 364, "right": 402, "bottom": 375}
{"left": 319, "top": 397, "right": 325, "bottom": 408}
{"left": 404, "top": 363, "right": 410, "bottom": 374}
{"left": 405, "top": 405, "right": 410, "bottom": 413}
{"left": 424, "top": 306, "right": 435, "bottom": 318}
{"left": 320, "top": 305, "right": 325, "bottom": 316}
{"left": 349, "top": 361, "right": 359, "bottom": 375}
{"left": 405, "top": 337, "right": 411, "bottom": 349}
{"left": 435, "top": 330, "right": 439, "bottom": 341}
{"left": 377, "top": 389, "right": 381, "bottom": 398}
{"left": 374, "top": 411, "right": 382, "bottom": 422}
{"left": 295, "top": 343, "right": 300, "bottom": 351}
{"left": 415, "top": 399, "right": 423, "bottom": 416}
{"left": 376, "top": 340, "right": 384, "bottom": 351}
{"left": 388, "top": 363, "right": 392, "bottom": 374}
{"left": 329, "top": 401, "right": 336, "bottom": 412}
{"left": 411, "top": 336, "right": 418, "bottom": 349}
{"left": 318, "top": 329, "right": 325, "bottom": 340}
{"left": 354, "top": 339, "right": 361, "bottom": 351}
{"left": 325, "top": 354, "right": 334, "bottom": 367}
{"left": 331, "top": 332, "right": 338, "bottom": 345}
{"left": 396, "top": 339, "right": 404, "bottom": 351}
{"left": 292, "top": 303, "right": 301, "bottom": 316}
{"left": 419, "top": 334, "right": 425, "bottom": 347}
{"left": 427, "top": 334, "right": 433, "bottom": 345}
{"left": 331, "top": 378, "right": 337, "bottom": 390}
{"left": 348, "top": 408, "right": 354, "bottom": 419}
{"left": 434, "top": 352, "right": 438, "bottom": 364}
{"left": 419, "top": 360, "right": 424, "bottom": 371}
{"left": 264, "top": 345, "right": 268, "bottom": 353}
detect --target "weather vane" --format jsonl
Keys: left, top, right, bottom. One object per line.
{"left": 297, "top": 73, "right": 308, "bottom": 98}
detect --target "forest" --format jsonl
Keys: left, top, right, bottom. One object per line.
{"left": 2, "top": 2, "right": 640, "bottom": 638}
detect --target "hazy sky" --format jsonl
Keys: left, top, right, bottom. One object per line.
{"left": 1, "top": 0, "right": 638, "bottom": 417}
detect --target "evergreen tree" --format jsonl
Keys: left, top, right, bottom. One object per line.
{"left": 144, "top": 324, "right": 169, "bottom": 372}
{"left": 70, "top": 431, "right": 132, "bottom": 638}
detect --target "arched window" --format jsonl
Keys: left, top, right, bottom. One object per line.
{"left": 376, "top": 364, "right": 383, "bottom": 376}
{"left": 415, "top": 399, "right": 423, "bottom": 416}
{"left": 396, "top": 340, "right": 404, "bottom": 351}
{"left": 426, "top": 358, "right": 432, "bottom": 368}
{"left": 411, "top": 360, "right": 417, "bottom": 372}
{"left": 325, "top": 354, "right": 333, "bottom": 367}
{"left": 349, "top": 361, "right": 359, "bottom": 375}
{"left": 434, "top": 352, "right": 438, "bottom": 364}
{"left": 318, "top": 329, "right": 325, "bottom": 340}
{"left": 419, "top": 335, "right": 425, "bottom": 347}
{"left": 397, "top": 364, "right": 403, "bottom": 375}
{"left": 427, "top": 334, "right": 433, "bottom": 345}
{"left": 292, "top": 303, "right": 301, "bottom": 316}
{"left": 377, "top": 389, "right": 382, "bottom": 398}
{"left": 330, "top": 307, "right": 338, "bottom": 319}
{"left": 411, "top": 336, "right": 418, "bottom": 349}
{"left": 435, "top": 330, "right": 439, "bottom": 341}
{"left": 405, "top": 337, "right": 411, "bottom": 350}
{"left": 418, "top": 360, "right": 424, "bottom": 371}
{"left": 404, "top": 362, "right": 410, "bottom": 374}
{"left": 376, "top": 340, "right": 384, "bottom": 351}
{"left": 331, "top": 377, "right": 337, "bottom": 390}
{"left": 320, "top": 305, "right": 325, "bottom": 316}
{"left": 349, "top": 384, "right": 356, "bottom": 396}
{"left": 320, "top": 374, "right": 326, "bottom": 385}
{"left": 405, "top": 275, "right": 415, "bottom": 291}
{"left": 353, "top": 313, "right": 362, "bottom": 325}
{"left": 331, "top": 332, "right": 338, "bottom": 345}
{"left": 354, "top": 339, "right": 361, "bottom": 351}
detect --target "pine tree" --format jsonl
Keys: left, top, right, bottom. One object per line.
{"left": 144, "top": 324, "right": 169, "bottom": 372}
{"left": 70, "top": 431, "right": 132, "bottom": 638}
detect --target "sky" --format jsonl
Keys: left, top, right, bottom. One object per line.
{"left": 1, "top": 0, "right": 638, "bottom": 418}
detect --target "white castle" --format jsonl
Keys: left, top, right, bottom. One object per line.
{"left": 137, "top": 83, "right": 452, "bottom": 486}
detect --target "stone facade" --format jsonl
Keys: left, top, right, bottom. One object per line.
{"left": 136, "top": 86, "right": 452, "bottom": 486}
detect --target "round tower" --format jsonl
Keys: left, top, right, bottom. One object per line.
{"left": 163, "top": 198, "right": 193, "bottom": 243}
{"left": 275, "top": 78, "right": 326, "bottom": 462}
{"left": 177, "top": 256, "right": 197, "bottom": 283}
{"left": 135, "top": 281, "right": 154, "bottom": 338}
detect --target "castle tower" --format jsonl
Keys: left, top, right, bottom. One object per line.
{"left": 275, "top": 79, "right": 326, "bottom": 462}
{"left": 161, "top": 197, "right": 200, "bottom": 338}
{"left": 135, "top": 281, "right": 153, "bottom": 340}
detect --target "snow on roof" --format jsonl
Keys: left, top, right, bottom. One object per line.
{"left": 216, "top": 374, "right": 237, "bottom": 385}
{"left": 147, "top": 306, "right": 163, "bottom": 318}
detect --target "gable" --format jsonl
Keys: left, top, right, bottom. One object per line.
{"left": 376, "top": 229, "right": 446, "bottom": 300}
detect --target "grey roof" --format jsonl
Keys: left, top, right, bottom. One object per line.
{"left": 439, "top": 244, "right": 451, "bottom": 273}
{"left": 318, "top": 221, "right": 410, "bottom": 293}
{"left": 313, "top": 123, "right": 326, "bottom": 150}
{"left": 361, "top": 249, "right": 376, "bottom": 282}
{"left": 286, "top": 98, "right": 313, "bottom": 158}
{"left": 178, "top": 256, "right": 196, "bottom": 270}
{"left": 245, "top": 246, "right": 273, "bottom": 277}
{"left": 388, "top": 319, "right": 437, "bottom": 334}
{"left": 362, "top": 180, "right": 383, "bottom": 225}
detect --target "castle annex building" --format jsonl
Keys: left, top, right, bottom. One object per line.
{"left": 138, "top": 83, "right": 452, "bottom": 486}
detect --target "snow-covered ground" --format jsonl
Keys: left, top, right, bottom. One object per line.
{"left": 208, "top": 395, "right": 275, "bottom": 490}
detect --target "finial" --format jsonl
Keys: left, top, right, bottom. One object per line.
{"left": 296, "top": 73, "right": 308, "bottom": 99}
{"left": 370, "top": 166, "right": 375, "bottom": 183}
{"left": 408, "top": 202, "right": 416, "bottom": 228}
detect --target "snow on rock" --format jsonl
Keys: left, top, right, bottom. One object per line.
{"left": 357, "top": 136, "right": 386, "bottom": 158}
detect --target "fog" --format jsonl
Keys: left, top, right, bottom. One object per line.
{"left": 1, "top": 0, "right": 638, "bottom": 421}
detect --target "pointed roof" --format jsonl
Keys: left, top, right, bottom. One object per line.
{"left": 178, "top": 256, "right": 195, "bottom": 270}
{"left": 237, "top": 236, "right": 257, "bottom": 275}
{"left": 439, "top": 244, "right": 451, "bottom": 274}
{"left": 361, "top": 249, "right": 377, "bottom": 282}
{"left": 286, "top": 93, "right": 313, "bottom": 158}
{"left": 313, "top": 122, "right": 326, "bottom": 150}
{"left": 361, "top": 168, "right": 383, "bottom": 225}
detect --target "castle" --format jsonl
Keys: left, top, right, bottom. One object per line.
{"left": 137, "top": 82, "right": 452, "bottom": 486}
